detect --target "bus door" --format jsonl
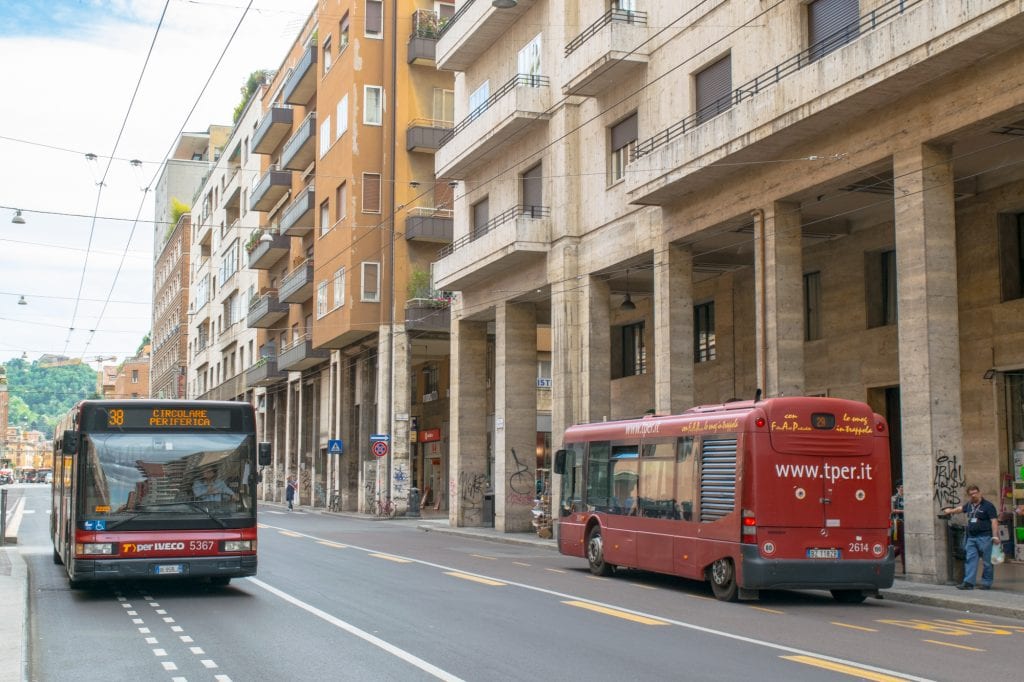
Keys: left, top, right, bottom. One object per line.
{"left": 758, "top": 399, "right": 890, "bottom": 560}
{"left": 600, "top": 444, "right": 639, "bottom": 568}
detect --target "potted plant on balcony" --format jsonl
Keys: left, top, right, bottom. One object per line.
{"left": 245, "top": 229, "right": 263, "bottom": 254}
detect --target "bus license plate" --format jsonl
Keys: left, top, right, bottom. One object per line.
{"left": 807, "top": 548, "right": 840, "bottom": 559}
{"left": 154, "top": 564, "right": 184, "bottom": 575}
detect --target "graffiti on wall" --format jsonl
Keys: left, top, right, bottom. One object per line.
{"left": 508, "top": 448, "right": 532, "bottom": 497}
{"left": 933, "top": 450, "right": 966, "bottom": 508}
{"left": 456, "top": 471, "right": 487, "bottom": 510}
{"left": 393, "top": 464, "right": 408, "bottom": 495}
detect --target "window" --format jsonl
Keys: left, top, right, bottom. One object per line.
{"left": 694, "top": 302, "right": 716, "bottom": 362}
{"left": 333, "top": 267, "right": 345, "bottom": 309}
{"left": 336, "top": 182, "right": 347, "bottom": 224}
{"left": 364, "top": 86, "right": 383, "bottom": 125}
{"left": 340, "top": 13, "right": 350, "bottom": 50}
{"left": 521, "top": 162, "right": 543, "bottom": 217}
{"left": 609, "top": 112, "right": 637, "bottom": 184}
{"left": 999, "top": 213, "right": 1024, "bottom": 302}
{"left": 808, "top": 0, "right": 860, "bottom": 62}
{"left": 621, "top": 322, "right": 646, "bottom": 376}
{"left": 365, "top": 0, "right": 383, "bottom": 37}
{"left": 317, "top": 281, "right": 328, "bottom": 318}
{"left": 472, "top": 197, "right": 489, "bottom": 239}
{"left": 361, "top": 262, "right": 380, "bottom": 302}
{"left": 436, "top": 2, "right": 454, "bottom": 21}
{"left": 866, "top": 250, "right": 897, "bottom": 328}
{"left": 804, "top": 271, "right": 822, "bottom": 341}
{"left": 319, "top": 115, "right": 331, "bottom": 157}
{"left": 432, "top": 88, "right": 454, "bottom": 125}
{"left": 695, "top": 54, "right": 732, "bottom": 124}
{"left": 517, "top": 34, "right": 542, "bottom": 84}
{"left": 362, "top": 173, "right": 381, "bottom": 213}
{"left": 131, "top": 369, "right": 139, "bottom": 384}
{"left": 320, "top": 200, "right": 330, "bottom": 237}
{"left": 423, "top": 365, "right": 439, "bottom": 396}
{"left": 322, "top": 35, "right": 333, "bottom": 73}
{"left": 336, "top": 94, "right": 348, "bottom": 139}
{"left": 469, "top": 81, "right": 489, "bottom": 117}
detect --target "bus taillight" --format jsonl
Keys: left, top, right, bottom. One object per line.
{"left": 76, "top": 543, "right": 114, "bottom": 556}
{"left": 742, "top": 510, "right": 757, "bottom": 541}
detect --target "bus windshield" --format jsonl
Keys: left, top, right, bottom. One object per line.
{"left": 80, "top": 431, "right": 253, "bottom": 530}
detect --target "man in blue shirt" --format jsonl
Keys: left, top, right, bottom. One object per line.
{"left": 942, "top": 485, "right": 1000, "bottom": 590}
{"left": 193, "top": 467, "right": 237, "bottom": 503}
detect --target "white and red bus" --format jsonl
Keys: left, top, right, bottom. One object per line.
{"left": 554, "top": 396, "right": 895, "bottom": 603}
{"left": 51, "top": 400, "right": 271, "bottom": 587}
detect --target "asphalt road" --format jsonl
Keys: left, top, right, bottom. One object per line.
{"left": 19, "top": 487, "right": 1024, "bottom": 681}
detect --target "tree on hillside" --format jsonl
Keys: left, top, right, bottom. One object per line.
{"left": 3, "top": 358, "right": 99, "bottom": 435}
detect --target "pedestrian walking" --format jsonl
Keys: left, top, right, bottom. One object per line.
{"left": 890, "top": 481, "right": 904, "bottom": 570}
{"left": 941, "top": 484, "right": 999, "bottom": 590}
{"left": 285, "top": 474, "right": 297, "bottom": 511}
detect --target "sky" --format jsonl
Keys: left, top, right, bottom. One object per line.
{"left": 0, "top": 0, "right": 312, "bottom": 367}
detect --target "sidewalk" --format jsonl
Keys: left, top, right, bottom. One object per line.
{"left": 1, "top": 494, "right": 27, "bottom": 682}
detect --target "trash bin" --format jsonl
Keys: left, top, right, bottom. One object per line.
{"left": 482, "top": 490, "right": 495, "bottom": 528}
{"left": 946, "top": 521, "right": 965, "bottom": 584}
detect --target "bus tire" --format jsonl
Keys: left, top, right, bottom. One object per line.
{"left": 830, "top": 589, "right": 867, "bottom": 604}
{"left": 709, "top": 558, "right": 738, "bottom": 602}
{"left": 52, "top": 548, "right": 63, "bottom": 565}
{"left": 586, "top": 527, "right": 614, "bottom": 576}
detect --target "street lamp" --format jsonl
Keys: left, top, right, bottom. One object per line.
{"left": 11, "top": 210, "right": 26, "bottom": 224}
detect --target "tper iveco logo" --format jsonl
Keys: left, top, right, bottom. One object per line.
{"left": 122, "top": 542, "right": 185, "bottom": 553}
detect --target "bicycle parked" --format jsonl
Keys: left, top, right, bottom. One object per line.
{"left": 375, "top": 494, "right": 395, "bottom": 519}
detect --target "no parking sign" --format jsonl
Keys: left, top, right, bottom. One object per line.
{"left": 370, "top": 434, "right": 390, "bottom": 458}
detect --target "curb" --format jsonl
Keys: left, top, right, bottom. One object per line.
{"left": 2, "top": 496, "right": 24, "bottom": 546}
{"left": 0, "top": 547, "right": 27, "bottom": 682}
{"left": 879, "top": 588, "right": 1024, "bottom": 620}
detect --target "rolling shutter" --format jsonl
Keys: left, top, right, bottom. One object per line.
{"left": 808, "top": 0, "right": 860, "bottom": 61}
{"left": 695, "top": 55, "right": 732, "bottom": 124}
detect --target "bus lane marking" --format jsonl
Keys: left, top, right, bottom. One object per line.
{"left": 563, "top": 600, "right": 669, "bottom": 625}
{"left": 831, "top": 622, "right": 878, "bottom": 632}
{"left": 923, "top": 640, "right": 984, "bottom": 652}
{"left": 513, "top": 561, "right": 531, "bottom": 567}
{"left": 749, "top": 606, "right": 784, "bottom": 614}
{"left": 470, "top": 554, "right": 496, "bottom": 560}
{"left": 255, "top": 523, "right": 929, "bottom": 682}
{"left": 248, "top": 577, "right": 466, "bottom": 682}
{"left": 445, "top": 571, "right": 506, "bottom": 586}
{"left": 876, "top": 618, "right": 1022, "bottom": 637}
{"left": 370, "top": 553, "right": 413, "bottom": 563}
{"left": 279, "top": 530, "right": 303, "bottom": 538}
{"left": 781, "top": 655, "right": 908, "bottom": 682}
{"left": 317, "top": 541, "right": 348, "bottom": 549}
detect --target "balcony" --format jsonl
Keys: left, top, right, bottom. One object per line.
{"left": 278, "top": 333, "right": 329, "bottom": 372}
{"left": 433, "top": 205, "right": 550, "bottom": 291}
{"left": 223, "top": 176, "right": 241, "bottom": 210}
{"left": 405, "top": 207, "right": 453, "bottom": 243}
{"left": 282, "top": 42, "right": 318, "bottom": 105}
{"left": 250, "top": 166, "right": 291, "bottom": 212}
{"left": 436, "top": 0, "right": 536, "bottom": 72}
{"left": 406, "top": 119, "right": 452, "bottom": 153}
{"left": 626, "top": 0, "right": 1006, "bottom": 205}
{"left": 279, "top": 258, "right": 314, "bottom": 304}
{"left": 193, "top": 217, "right": 212, "bottom": 248}
{"left": 246, "top": 356, "right": 286, "bottom": 387}
{"left": 198, "top": 372, "right": 247, "bottom": 401}
{"left": 247, "top": 230, "right": 289, "bottom": 270}
{"left": 247, "top": 291, "right": 288, "bottom": 329}
{"left": 251, "top": 105, "right": 293, "bottom": 155}
{"left": 436, "top": 74, "right": 551, "bottom": 178}
{"left": 563, "top": 9, "right": 649, "bottom": 97}
{"left": 405, "top": 298, "right": 452, "bottom": 333}
{"left": 280, "top": 185, "right": 315, "bottom": 237}
{"left": 408, "top": 9, "right": 442, "bottom": 65}
{"left": 281, "top": 111, "right": 317, "bottom": 171}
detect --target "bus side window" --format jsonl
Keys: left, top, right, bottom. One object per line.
{"left": 675, "top": 436, "right": 695, "bottom": 521}
{"left": 559, "top": 443, "right": 584, "bottom": 516}
{"left": 639, "top": 440, "right": 675, "bottom": 518}
{"left": 586, "top": 442, "right": 612, "bottom": 512}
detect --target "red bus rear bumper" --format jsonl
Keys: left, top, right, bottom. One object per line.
{"left": 738, "top": 544, "right": 895, "bottom": 591}
{"left": 71, "top": 555, "right": 257, "bottom": 582}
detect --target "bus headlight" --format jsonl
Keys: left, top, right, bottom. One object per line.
{"left": 76, "top": 543, "right": 114, "bottom": 555}
{"left": 222, "top": 540, "right": 254, "bottom": 552}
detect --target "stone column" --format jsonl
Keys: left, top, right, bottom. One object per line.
{"left": 893, "top": 143, "right": 962, "bottom": 584}
{"left": 357, "top": 354, "right": 375, "bottom": 514}
{"left": 494, "top": 302, "right": 538, "bottom": 532}
{"left": 450, "top": 317, "right": 489, "bottom": 527}
{"left": 654, "top": 241, "right": 694, "bottom": 414}
{"left": 388, "top": 325, "right": 412, "bottom": 512}
{"left": 754, "top": 202, "right": 805, "bottom": 397}
{"left": 581, "top": 275, "right": 611, "bottom": 421}
{"left": 549, "top": 243, "right": 581, "bottom": 529}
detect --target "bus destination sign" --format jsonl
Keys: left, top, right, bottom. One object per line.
{"left": 101, "top": 407, "right": 232, "bottom": 430}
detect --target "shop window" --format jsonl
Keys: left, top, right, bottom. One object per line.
{"left": 694, "top": 302, "right": 716, "bottom": 362}
{"left": 866, "top": 249, "right": 897, "bottom": 328}
{"left": 804, "top": 271, "right": 822, "bottom": 341}
{"left": 998, "top": 213, "right": 1024, "bottom": 302}
{"left": 621, "top": 322, "right": 646, "bottom": 377}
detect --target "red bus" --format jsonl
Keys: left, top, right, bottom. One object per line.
{"left": 52, "top": 400, "right": 270, "bottom": 587}
{"left": 554, "top": 396, "right": 895, "bottom": 603}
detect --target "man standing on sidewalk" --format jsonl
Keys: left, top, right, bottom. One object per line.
{"left": 942, "top": 484, "right": 1000, "bottom": 590}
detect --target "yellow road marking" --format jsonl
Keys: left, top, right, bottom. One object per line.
{"left": 317, "top": 541, "right": 347, "bottom": 549}
{"left": 444, "top": 572, "right": 506, "bottom": 586}
{"left": 279, "top": 530, "right": 302, "bottom": 537}
{"left": 781, "top": 655, "right": 907, "bottom": 681}
{"left": 628, "top": 582, "right": 655, "bottom": 590}
{"left": 471, "top": 554, "right": 496, "bottom": 560}
{"left": 544, "top": 568, "right": 566, "bottom": 574}
{"left": 369, "top": 553, "right": 412, "bottom": 563}
{"left": 562, "top": 601, "right": 668, "bottom": 625}
{"left": 923, "top": 639, "right": 984, "bottom": 652}
{"left": 831, "top": 622, "right": 878, "bottom": 632}
{"left": 749, "top": 606, "right": 784, "bottom": 614}
{"left": 512, "top": 561, "right": 531, "bottom": 567}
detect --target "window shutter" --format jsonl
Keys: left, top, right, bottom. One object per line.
{"left": 366, "top": 0, "right": 383, "bottom": 35}
{"left": 472, "top": 198, "right": 489, "bottom": 238}
{"left": 808, "top": 0, "right": 859, "bottom": 60}
{"left": 362, "top": 173, "right": 381, "bottom": 213}
{"left": 695, "top": 55, "right": 732, "bottom": 123}
{"left": 611, "top": 113, "right": 637, "bottom": 151}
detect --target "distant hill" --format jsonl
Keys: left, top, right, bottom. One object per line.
{"left": 3, "top": 358, "right": 99, "bottom": 436}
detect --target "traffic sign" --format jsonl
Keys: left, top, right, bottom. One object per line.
{"left": 370, "top": 434, "right": 390, "bottom": 442}
{"left": 371, "top": 440, "right": 389, "bottom": 458}
{"left": 328, "top": 439, "right": 343, "bottom": 455}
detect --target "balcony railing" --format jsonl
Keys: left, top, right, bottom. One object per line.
{"left": 250, "top": 165, "right": 291, "bottom": 212}
{"left": 245, "top": 356, "right": 286, "bottom": 387}
{"left": 279, "top": 258, "right": 314, "bottom": 303}
{"left": 247, "top": 230, "right": 289, "bottom": 270}
{"left": 405, "top": 295, "right": 453, "bottom": 333}
{"left": 408, "top": 9, "right": 447, "bottom": 64}
{"left": 281, "top": 111, "right": 317, "bottom": 171}
{"left": 282, "top": 42, "right": 318, "bottom": 105}
{"left": 436, "top": 0, "right": 534, "bottom": 72}
{"left": 633, "top": 0, "right": 920, "bottom": 160}
{"left": 280, "top": 184, "right": 315, "bottom": 237}
{"left": 439, "top": 205, "right": 549, "bottom": 259}
{"left": 405, "top": 206, "right": 453, "bottom": 243}
{"left": 565, "top": 8, "right": 647, "bottom": 56}
{"left": 246, "top": 290, "right": 288, "bottom": 329}
{"left": 278, "top": 333, "right": 329, "bottom": 371}
{"left": 441, "top": 74, "right": 549, "bottom": 147}
{"left": 251, "top": 105, "right": 293, "bottom": 155}
{"left": 406, "top": 118, "right": 452, "bottom": 152}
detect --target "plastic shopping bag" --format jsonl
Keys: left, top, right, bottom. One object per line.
{"left": 992, "top": 542, "right": 1006, "bottom": 565}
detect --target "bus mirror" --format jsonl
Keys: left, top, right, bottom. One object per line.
{"left": 554, "top": 449, "right": 566, "bottom": 475}
{"left": 62, "top": 431, "right": 78, "bottom": 455}
{"left": 258, "top": 442, "right": 272, "bottom": 466}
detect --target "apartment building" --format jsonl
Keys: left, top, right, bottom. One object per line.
{"left": 186, "top": 88, "right": 266, "bottom": 406}
{"left": 110, "top": 346, "right": 152, "bottom": 399}
{"left": 432, "top": 0, "right": 1024, "bottom": 584}
{"left": 247, "top": 1, "right": 455, "bottom": 513}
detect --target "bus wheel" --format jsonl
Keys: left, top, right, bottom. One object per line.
{"left": 52, "top": 548, "right": 63, "bottom": 565}
{"left": 831, "top": 589, "right": 867, "bottom": 604}
{"left": 586, "top": 527, "right": 614, "bottom": 576}
{"left": 710, "top": 558, "right": 738, "bottom": 602}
